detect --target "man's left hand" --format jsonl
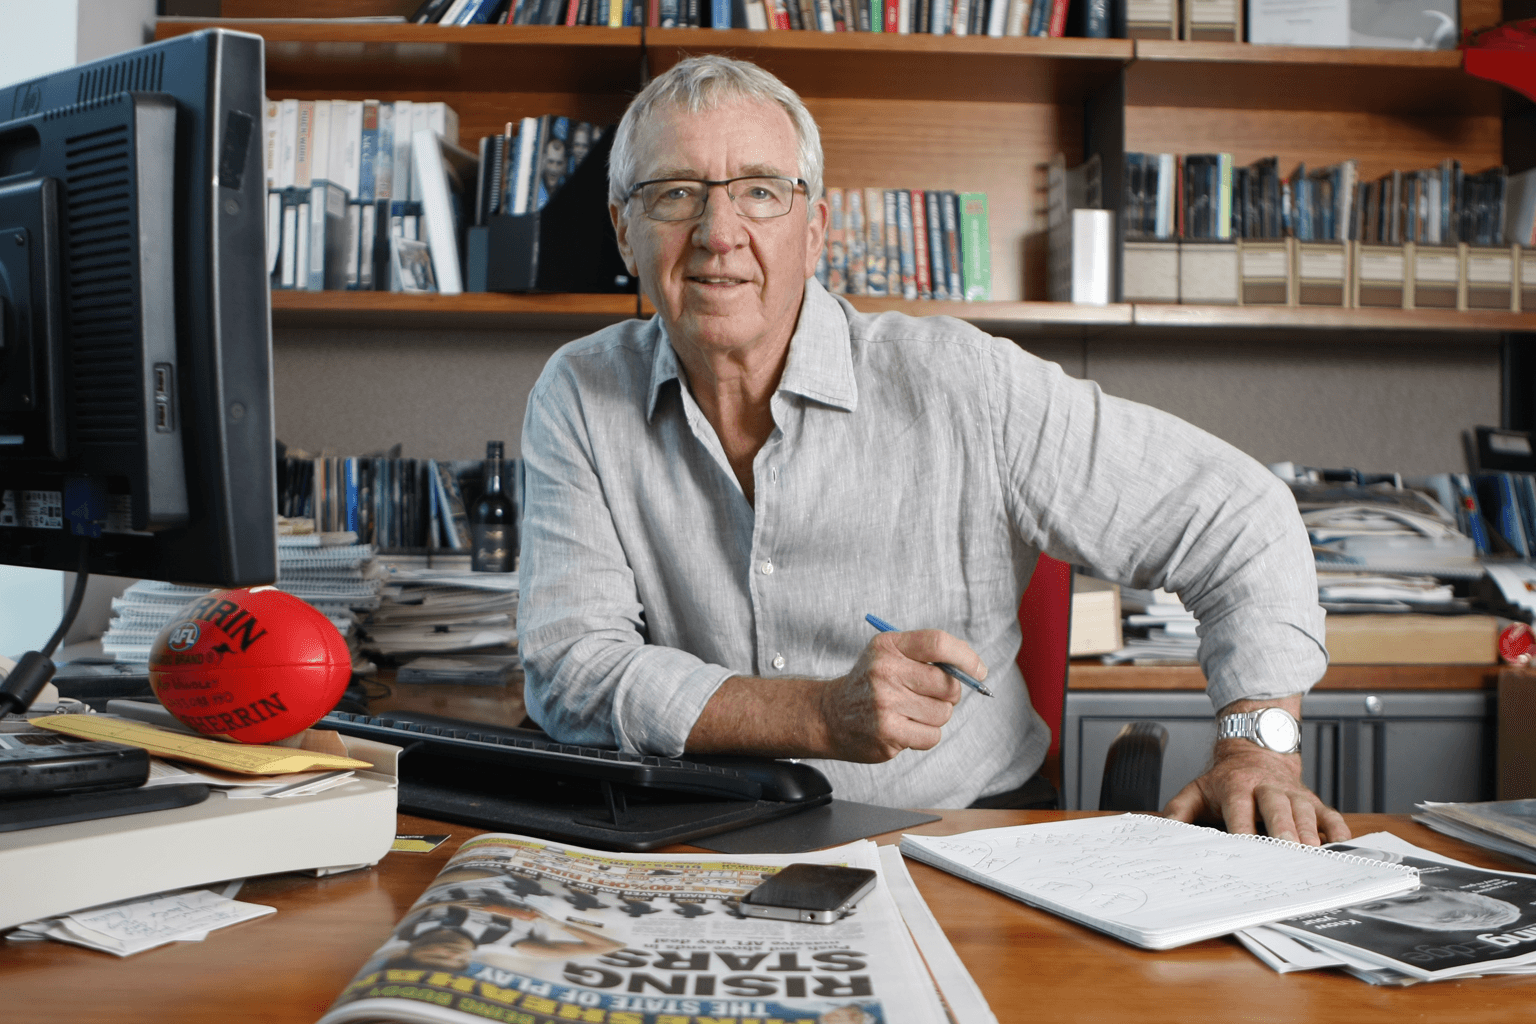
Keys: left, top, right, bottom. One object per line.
{"left": 1161, "top": 696, "right": 1350, "bottom": 846}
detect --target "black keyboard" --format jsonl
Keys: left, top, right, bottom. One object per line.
{"left": 321, "top": 710, "right": 832, "bottom": 851}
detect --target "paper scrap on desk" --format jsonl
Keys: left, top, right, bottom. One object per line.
{"left": 392, "top": 833, "right": 451, "bottom": 853}
{"left": 881, "top": 845, "right": 999, "bottom": 1024}
{"left": 31, "top": 716, "right": 373, "bottom": 774}
{"left": 12, "top": 889, "right": 274, "bottom": 957}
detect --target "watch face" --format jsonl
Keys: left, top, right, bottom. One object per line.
{"left": 1254, "top": 708, "right": 1299, "bottom": 752}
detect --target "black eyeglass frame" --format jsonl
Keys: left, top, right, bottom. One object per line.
{"left": 625, "top": 175, "right": 811, "bottom": 221}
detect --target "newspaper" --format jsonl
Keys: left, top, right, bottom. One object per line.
{"left": 316, "top": 834, "right": 948, "bottom": 1024}
{"left": 1248, "top": 831, "right": 1536, "bottom": 982}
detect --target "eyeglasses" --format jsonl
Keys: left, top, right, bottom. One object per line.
{"left": 626, "top": 176, "right": 808, "bottom": 221}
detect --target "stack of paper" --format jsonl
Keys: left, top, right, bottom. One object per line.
{"left": 1100, "top": 587, "right": 1199, "bottom": 665}
{"left": 100, "top": 530, "right": 380, "bottom": 664}
{"left": 8, "top": 884, "right": 273, "bottom": 957}
{"left": 1239, "top": 831, "right": 1536, "bottom": 984}
{"left": 1414, "top": 800, "right": 1536, "bottom": 867}
{"left": 360, "top": 560, "right": 519, "bottom": 665}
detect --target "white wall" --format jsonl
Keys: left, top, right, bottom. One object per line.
{"left": 0, "top": 0, "right": 156, "bottom": 658}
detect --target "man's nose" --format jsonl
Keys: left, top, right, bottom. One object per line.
{"left": 692, "top": 185, "right": 747, "bottom": 254}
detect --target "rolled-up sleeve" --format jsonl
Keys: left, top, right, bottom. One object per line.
{"left": 518, "top": 354, "right": 733, "bottom": 755}
{"left": 989, "top": 341, "right": 1327, "bottom": 710}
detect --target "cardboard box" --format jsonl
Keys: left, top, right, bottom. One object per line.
{"left": 1296, "top": 241, "right": 1349, "bottom": 306}
{"left": 1122, "top": 240, "right": 1180, "bottom": 303}
{"left": 1326, "top": 613, "right": 1498, "bottom": 665}
{"left": 1353, "top": 244, "right": 1407, "bottom": 308}
{"left": 1238, "top": 239, "right": 1291, "bottom": 306}
{"left": 1070, "top": 576, "right": 1123, "bottom": 657}
{"left": 1465, "top": 244, "right": 1517, "bottom": 311}
{"left": 1411, "top": 244, "right": 1461, "bottom": 310}
{"left": 1180, "top": 241, "right": 1239, "bottom": 305}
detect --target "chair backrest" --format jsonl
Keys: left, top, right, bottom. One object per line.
{"left": 1015, "top": 553, "right": 1074, "bottom": 760}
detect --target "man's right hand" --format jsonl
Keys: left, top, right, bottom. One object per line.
{"left": 817, "top": 630, "right": 978, "bottom": 762}
{"left": 684, "top": 629, "right": 984, "bottom": 761}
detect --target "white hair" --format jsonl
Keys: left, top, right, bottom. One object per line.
{"left": 607, "top": 54, "right": 824, "bottom": 213}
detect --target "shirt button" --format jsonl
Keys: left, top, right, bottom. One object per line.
{"left": 761, "top": 559, "right": 774, "bottom": 575}
{"left": 772, "top": 653, "right": 785, "bottom": 670}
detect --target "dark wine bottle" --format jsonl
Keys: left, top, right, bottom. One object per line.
{"left": 470, "top": 441, "right": 516, "bottom": 572}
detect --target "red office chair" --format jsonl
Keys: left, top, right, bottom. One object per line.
{"left": 1017, "top": 554, "right": 1166, "bottom": 811}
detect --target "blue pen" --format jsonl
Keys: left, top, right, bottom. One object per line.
{"left": 865, "top": 613, "right": 995, "bottom": 697}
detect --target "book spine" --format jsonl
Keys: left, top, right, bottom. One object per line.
{"left": 847, "top": 188, "right": 867, "bottom": 294}
{"left": 864, "top": 187, "right": 888, "bottom": 295}
{"left": 293, "top": 100, "right": 314, "bottom": 191}
{"left": 942, "top": 191, "right": 963, "bottom": 298}
{"left": 884, "top": 0, "right": 900, "bottom": 30}
{"left": 826, "top": 187, "right": 847, "bottom": 293}
{"left": 1084, "top": 0, "right": 1108, "bottom": 35}
{"left": 896, "top": 189, "right": 918, "bottom": 299}
{"left": 884, "top": 190, "right": 901, "bottom": 294}
{"left": 1046, "top": 0, "right": 1068, "bottom": 34}
{"left": 925, "top": 189, "right": 948, "bottom": 299}
{"left": 911, "top": 189, "right": 932, "bottom": 298}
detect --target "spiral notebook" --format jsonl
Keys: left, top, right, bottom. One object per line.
{"left": 900, "top": 814, "right": 1420, "bottom": 950}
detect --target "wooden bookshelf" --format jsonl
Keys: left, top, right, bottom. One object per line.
{"left": 1069, "top": 661, "right": 1500, "bottom": 691}
{"left": 267, "top": 290, "right": 1533, "bottom": 336}
{"left": 167, "top": 14, "right": 1529, "bottom": 330}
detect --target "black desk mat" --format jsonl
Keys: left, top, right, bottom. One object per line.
{"left": 690, "top": 799, "right": 940, "bottom": 854}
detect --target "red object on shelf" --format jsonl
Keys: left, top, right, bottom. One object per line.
{"left": 1465, "top": 48, "right": 1536, "bottom": 102}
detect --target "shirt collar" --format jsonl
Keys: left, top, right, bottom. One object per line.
{"left": 644, "top": 277, "right": 858, "bottom": 422}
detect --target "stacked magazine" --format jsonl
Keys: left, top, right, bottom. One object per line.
{"left": 1237, "top": 830, "right": 1536, "bottom": 985}
{"left": 1414, "top": 800, "right": 1536, "bottom": 868}
{"left": 314, "top": 833, "right": 970, "bottom": 1024}
{"left": 100, "top": 529, "right": 379, "bottom": 664}
{"left": 360, "top": 558, "right": 520, "bottom": 669}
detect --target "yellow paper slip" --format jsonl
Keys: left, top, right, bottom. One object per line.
{"left": 32, "top": 716, "right": 373, "bottom": 775}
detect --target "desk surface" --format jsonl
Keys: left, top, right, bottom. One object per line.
{"left": 3, "top": 812, "right": 1531, "bottom": 1024}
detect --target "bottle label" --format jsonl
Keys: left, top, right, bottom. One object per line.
{"left": 471, "top": 525, "right": 513, "bottom": 572}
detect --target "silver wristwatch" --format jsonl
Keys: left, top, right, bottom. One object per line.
{"left": 1217, "top": 707, "right": 1301, "bottom": 754}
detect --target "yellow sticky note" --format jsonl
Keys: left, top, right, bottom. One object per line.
{"left": 32, "top": 716, "right": 373, "bottom": 775}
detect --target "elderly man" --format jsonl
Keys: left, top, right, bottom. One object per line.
{"left": 519, "top": 55, "right": 1347, "bottom": 845}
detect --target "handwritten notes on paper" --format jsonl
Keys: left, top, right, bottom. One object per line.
{"left": 900, "top": 815, "right": 1419, "bottom": 950}
{"left": 11, "top": 889, "right": 275, "bottom": 956}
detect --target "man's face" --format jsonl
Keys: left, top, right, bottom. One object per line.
{"left": 410, "top": 934, "right": 475, "bottom": 971}
{"left": 543, "top": 139, "right": 567, "bottom": 189}
{"left": 610, "top": 98, "right": 827, "bottom": 365}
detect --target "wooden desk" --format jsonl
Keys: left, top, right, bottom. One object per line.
{"left": 3, "top": 813, "right": 1531, "bottom": 1024}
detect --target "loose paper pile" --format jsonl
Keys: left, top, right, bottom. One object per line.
{"left": 1415, "top": 799, "right": 1536, "bottom": 868}
{"left": 8, "top": 883, "right": 273, "bottom": 956}
{"left": 100, "top": 529, "right": 378, "bottom": 664}
{"left": 360, "top": 559, "right": 519, "bottom": 667}
{"left": 1238, "top": 831, "right": 1536, "bottom": 984}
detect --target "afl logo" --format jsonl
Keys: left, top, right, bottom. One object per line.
{"left": 166, "top": 622, "right": 200, "bottom": 651}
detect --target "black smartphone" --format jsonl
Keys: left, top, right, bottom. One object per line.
{"left": 739, "top": 863, "right": 878, "bottom": 924}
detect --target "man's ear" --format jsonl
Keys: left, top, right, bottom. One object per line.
{"left": 802, "top": 194, "right": 829, "bottom": 279}
{"left": 610, "top": 202, "right": 639, "bottom": 277}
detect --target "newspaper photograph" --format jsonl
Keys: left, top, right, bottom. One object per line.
{"left": 316, "top": 834, "right": 947, "bottom": 1024}
{"left": 1268, "top": 836, "right": 1536, "bottom": 980}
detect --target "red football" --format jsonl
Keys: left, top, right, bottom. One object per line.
{"left": 149, "top": 587, "right": 351, "bottom": 744}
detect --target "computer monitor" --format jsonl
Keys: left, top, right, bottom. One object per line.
{"left": 0, "top": 29, "right": 276, "bottom": 591}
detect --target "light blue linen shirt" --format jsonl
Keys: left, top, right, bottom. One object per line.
{"left": 518, "top": 278, "right": 1327, "bottom": 808}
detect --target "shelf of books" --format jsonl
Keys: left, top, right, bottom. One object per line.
{"left": 172, "top": 10, "right": 1534, "bottom": 337}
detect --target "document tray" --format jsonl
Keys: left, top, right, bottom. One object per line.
{"left": 320, "top": 711, "right": 832, "bottom": 851}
